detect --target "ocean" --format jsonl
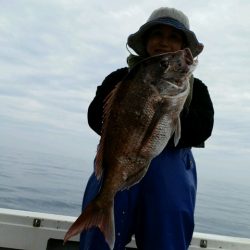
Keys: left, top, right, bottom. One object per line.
{"left": 0, "top": 145, "right": 249, "bottom": 239}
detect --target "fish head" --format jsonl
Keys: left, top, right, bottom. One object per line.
{"left": 134, "top": 48, "right": 196, "bottom": 94}
{"left": 159, "top": 48, "right": 196, "bottom": 82}
{"left": 127, "top": 48, "right": 197, "bottom": 96}
{"left": 145, "top": 48, "right": 195, "bottom": 80}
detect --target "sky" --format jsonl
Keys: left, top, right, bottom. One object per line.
{"left": 0, "top": 0, "right": 250, "bottom": 183}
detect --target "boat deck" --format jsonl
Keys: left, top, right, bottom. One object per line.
{"left": 1, "top": 208, "right": 250, "bottom": 250}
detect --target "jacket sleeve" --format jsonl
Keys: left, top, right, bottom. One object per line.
{"left": 176, "top": 78, "right": 214, "bottom": 148}
{"left": 87, "top": 68, "right": 129, "bottom": 135}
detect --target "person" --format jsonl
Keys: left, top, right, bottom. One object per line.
{"left": 80, "top": 7, "right": 214, "bottom": 250}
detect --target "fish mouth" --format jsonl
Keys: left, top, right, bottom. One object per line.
{"left": 163, "top": 79, "right": 181, "bottom": 88}
{"left": 183, "top": 48, "right": 194, "bottom": 65}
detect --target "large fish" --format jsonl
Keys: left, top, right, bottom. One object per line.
{"left": 64, "top": 48, "right": 197, "bottom": 249}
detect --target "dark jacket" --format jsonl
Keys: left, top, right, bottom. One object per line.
{"left": 88, "top": 67, "right": 214, "bottom": 148}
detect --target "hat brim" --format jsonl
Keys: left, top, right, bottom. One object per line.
{"left": 127, "top": 17, "right": 204, "bottom": 57}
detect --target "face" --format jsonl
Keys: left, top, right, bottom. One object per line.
{"left": 146, "top": 25, "right": 186, "bottom": 56}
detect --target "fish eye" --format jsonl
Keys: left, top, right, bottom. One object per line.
{"left": 160, "top": 60, "right": 169, "bottom": 70}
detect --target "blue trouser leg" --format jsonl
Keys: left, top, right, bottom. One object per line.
{"left": 80, "top": 148, "right": 197, "bottom": 250}
{"left": 134, "top": 148, "right": 197, "bottom": 250}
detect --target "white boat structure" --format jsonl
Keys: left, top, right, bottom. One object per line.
{"left": 0, "top": 208, "right": 250, "bottom": 250}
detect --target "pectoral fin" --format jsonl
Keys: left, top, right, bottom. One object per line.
{"left": 174, "top": 117, "right": 181, "bottom": 146}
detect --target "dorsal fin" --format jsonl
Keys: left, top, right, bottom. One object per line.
{"left": 95, "top": 81, "right": 122, "bottom": 179}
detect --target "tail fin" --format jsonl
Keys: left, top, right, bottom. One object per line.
{"left": 64, "top": 199, "right": 115, "bottom": 249}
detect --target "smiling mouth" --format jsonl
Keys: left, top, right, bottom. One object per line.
{"left": 154, "top": 49, "right": 170, "bottom": 54}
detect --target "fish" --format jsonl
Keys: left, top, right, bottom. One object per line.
{"left": 64, "top": 48, "right": 197, "bottom": 249}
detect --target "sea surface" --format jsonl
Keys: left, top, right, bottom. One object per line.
{"left": 0, "top": 145, "right": 249, "bottom": 239}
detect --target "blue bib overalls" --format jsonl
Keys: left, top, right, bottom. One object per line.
{"left": 80, "top": 147, "right": 197, "bottom": 250}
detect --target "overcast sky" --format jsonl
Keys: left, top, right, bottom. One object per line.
{"left": 0, "top": 0, "right": 250, "bottom": 181}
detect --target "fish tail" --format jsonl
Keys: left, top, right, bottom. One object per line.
{"left": 63, "top": 199, "right": 115, "bottom": 249}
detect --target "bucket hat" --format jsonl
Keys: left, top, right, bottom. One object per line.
{"left": 127, "top": 7, "right": 204, "bottom": 57}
